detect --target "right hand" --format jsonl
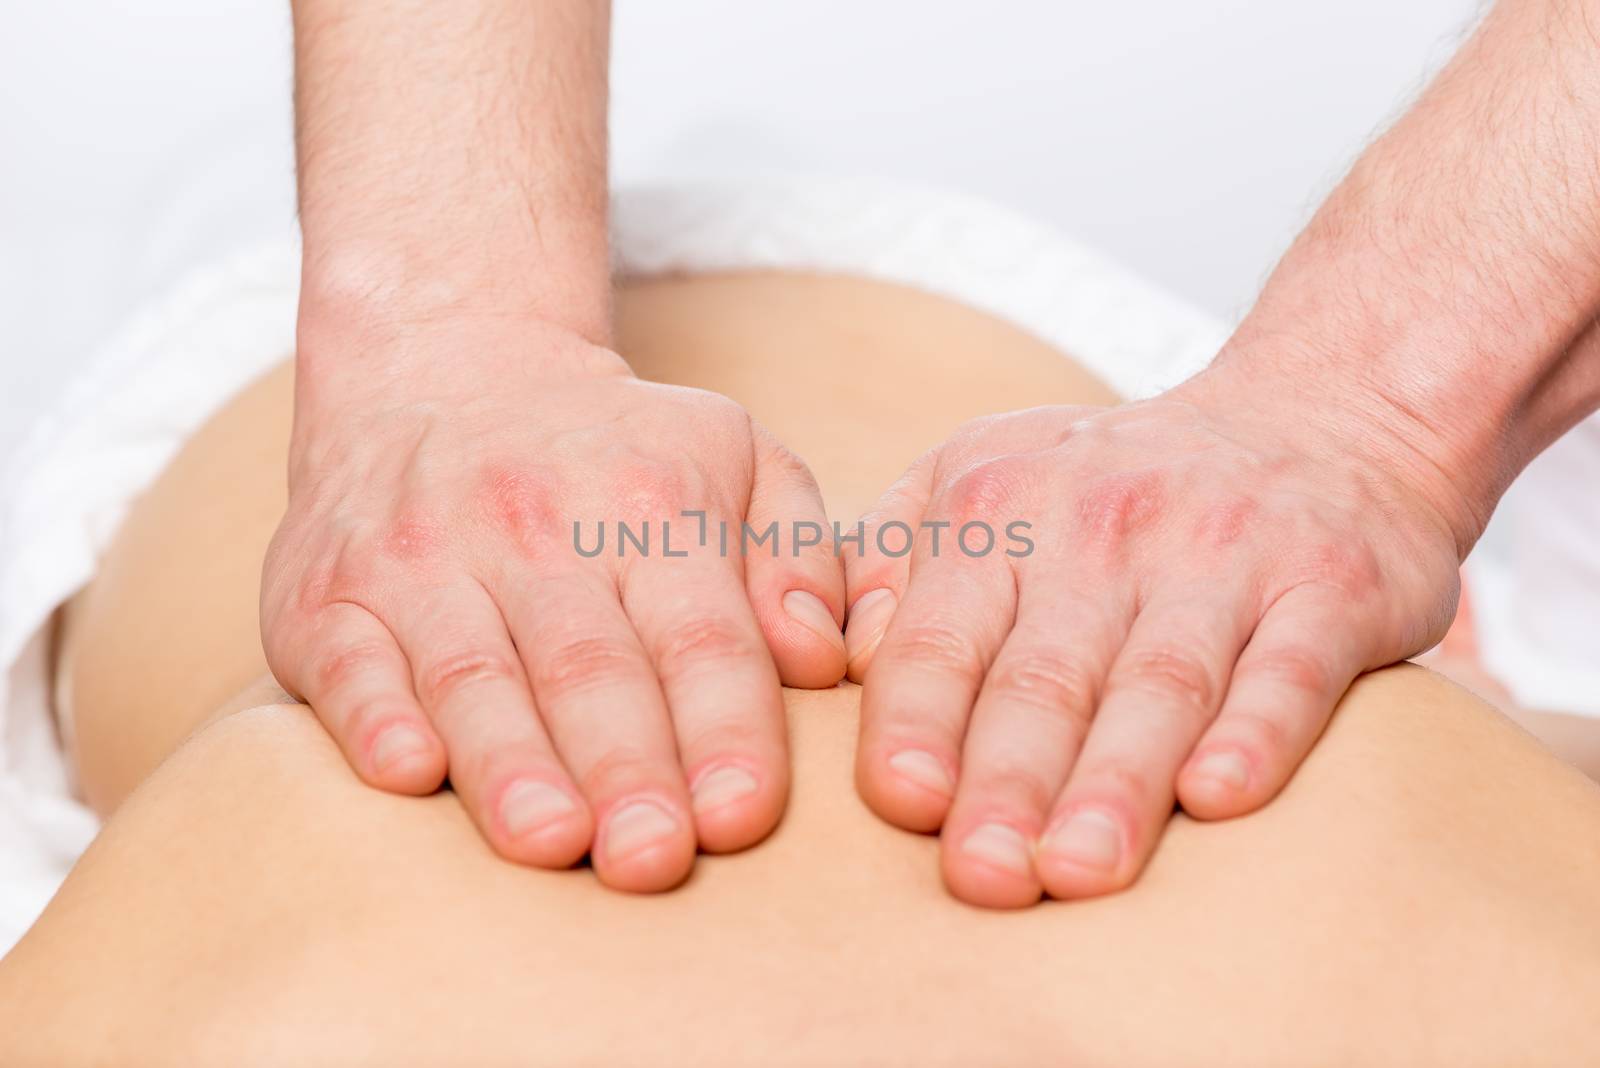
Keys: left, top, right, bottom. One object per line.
{"left": 261, "top": 314, "right": 846, "bottom": 892}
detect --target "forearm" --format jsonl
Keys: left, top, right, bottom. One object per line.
{"left": 290, "top": 0, "right": 612, "bottom": 351}
{"left": 1212, "top": 0, "right": 1600, "bottom": 551}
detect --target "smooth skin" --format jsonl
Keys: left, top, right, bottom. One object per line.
{"left": 846, "top": 0, "right": 1600, "bottom": 906}
{"left": 283, "top": 0, "right": 846, "bottom": 891}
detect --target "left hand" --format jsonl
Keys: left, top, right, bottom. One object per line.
{"left": 841, "top": 365, "right": 1468, "bottom": 907}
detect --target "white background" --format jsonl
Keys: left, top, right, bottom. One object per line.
{"left": 0, "top": 0, "right": 1481, "bottom": 461}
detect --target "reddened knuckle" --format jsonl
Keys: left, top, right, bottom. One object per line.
{"left": 944, "top": 457, "right": 1028, "bottom": 525}
{"left": 1075, "top": 471, "right": 1165, "bottom": 546}
{"left": 532, "top": 635, "right": 641, "bottom": 698}
{"left": 417, "top": 650, "right": 519, "bottom": 705}
{"left": 1194, "top": 496, "right": 1261, "bottom": 548}
{"left": 478, "top": 464, "right": 561, "bottom": 552}
{"left": 1117, "top": 646, "right": 1216, "bottom": 714}
{"left": 1295, "top": 541, "right": 1381, "bottom": 599}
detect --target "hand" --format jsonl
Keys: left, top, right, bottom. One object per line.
{"left": 842, "top": 365, "right": 1465, "bottom": 907}
{"left": 262, "top": 315, "right": 846, "bottom": 892}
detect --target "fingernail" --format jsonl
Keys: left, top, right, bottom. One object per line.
{"left": 887, "top": 748, "right": 955, "bottom": 798}
{"left": 604, "top": 800, "right": 680, "bottom": 862}
{"left": 1190, "top": 749, "right": 1251, "bottom": 791}
{"left": 845, "top": 588, "right": 897, "bottom": 669}
{"left": 1044, "top": 808, "right": 1123, "bottom": 871}
{"left": 782, "top": 589, "right": 847, "bottom": 655}
{"left": 500, "top": 780, "right": 577, "bottom": 838}
{"left": 692, "top": 765, "right": 759, "bottom": 814}
{"left": 371, "top": 725, "right": 429, "bottom": 773}
{"left": 961, "top": 822, "right": 1034, "bottom": 877}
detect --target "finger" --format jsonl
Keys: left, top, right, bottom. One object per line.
{"left": 1037, "top": 585, "right": 1256, "bottom": 899}
{"left": 1177, "top": 584, "right": 1373, "bottom": 820}
{"left": 288, "top": 601, "right": 447, "bottom": 795}
{"left": 743, "top": 424, "right": 848, "bottom": 688}
{"left": 505, "top": 571, "right": 698, "bottom": 893}
{"left": 939, "top": 582, "right": 1131, "bottom": 909}
{"left": 389, "top": 581, "right": 592, "bottom": 869}
{"left": 856, "top": 521, "right": 1018, "bottom": 833}
{"left": 623, "top": 543, "right": 788, "bottom": 854}
{"left": 842, "top": 449, "right": 938, "bottom": 681}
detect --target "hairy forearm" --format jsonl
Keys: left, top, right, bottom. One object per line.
{"left": 1213, "top": 0, "right": 1600, "bottom": 550}
{"left": 291, "top": 0, "right": 612, "bottom": 351}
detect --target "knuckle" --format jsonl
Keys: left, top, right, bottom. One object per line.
{"left": 886, "top": 621, "right": 987, "bottom": 679}
{"left": 1082, "top": 761, "right": 1153, "bottom": 806}
{"left": 1074, "top": 471, "right": 1165, "bottom": 547}
{"left": 966, "top": 756, "right": 1055, "bottom": 813}
{"left": 678, "top": 716, "right": 770, "bottom": 765}
{"left": 1291, "top": 541, "right": 1382, "bottom": 600}
{"left": 1246, "top": 644, "right": 1334, "bottom": 696}
{"left": 311, "top": 640, "right": 394, "bottom": 693}
{"left": 1114, "top": 645, "right": 1217, "bottom": 717}
{"left": 531, "top": 634, "right": 644, "bottom": 699}
{"left": 943, "top": 457, "right": 1029, "bottom": 525}
{"left": 987, "top": 648, "right": 1098, "bottom": 724}
{"left": 578, "top": 747, "right": 671, "bottom": 801}
{"left": 610, "top": 461, "right": 690, "bottom": 523}
{"left": 478, "top": 464, "right": 561, "bottom": 552}
{"left": 1193, "top": 495, "right": 1261, "bottom": 549}
{"left": 417, "top": 650, "right": 520, "bottom": 706}
{"left": 377, "top": 511, "right": 446, "bottom": 564}
{"left": 654, "top": 615, "right": 760, "bottom": 677}
{"left": 1220, "top": 708, "right": 1290, "bottom": 755}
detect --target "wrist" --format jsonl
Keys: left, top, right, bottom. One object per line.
{"left": 1206, "top": 221, "right": 1600, "bottom": 556}
{"left": 293, "top": 287, "right": 628, "bottom": 420}
{"left": 297, "top": 236, "right": 614, "bottom": 356}
{"left": 1182, "top": 344, "right": 1494, "bottom": 561}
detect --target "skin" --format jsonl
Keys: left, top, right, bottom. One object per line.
{"left": 845, "top": 0, "right": 1600, "bottom": 906}
{"left": 283, "top": 0, "right": 846, "bottom": 890}
{"left": 12, "top": 274, "right": 1600, "bottom": 1064}
{"left": 289, "top": 0, "right": 1600, "bottom": 908}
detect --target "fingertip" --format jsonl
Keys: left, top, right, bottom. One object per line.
{"left": 364, "top": 720, "right": 448, "bottom": 795}
{"left": 1036, "top": 805, "right": 1137, "bottom": 900}
{"left": 1177, "top": 747, "right": 1264, "bottom": 820}
{"left": 941, "top": 822, "right": 1044, "bottom": 909}
{"left": 856, "top": 745, "right": 956, "bottom": 833}
{"left": 844, "top": 587, "right": 897, "bottom": 682}
{"left": 492, "top": 779, "right": 594, "bottom": 869}
{"left": 689, "top": 761, "right": 787, "bottom": 853}
{"left": 771, "top": 589, "right": 847, "bottom": 688}
{"left": 592, "top": 797, "right": 698, "bottom": 893}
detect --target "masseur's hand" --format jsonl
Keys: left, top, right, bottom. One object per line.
{"left": 843, "top": 362, "right": 1467, "bottom": 907}
{"left": 261, "top": 316, "right": 845, "bottom": 892}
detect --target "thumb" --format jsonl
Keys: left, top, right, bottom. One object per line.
{"left": 842, "top": 448, "right": 938, "bottom": 682}
{"left": 743, "top": 423, "right": 848, "bottom": 688}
